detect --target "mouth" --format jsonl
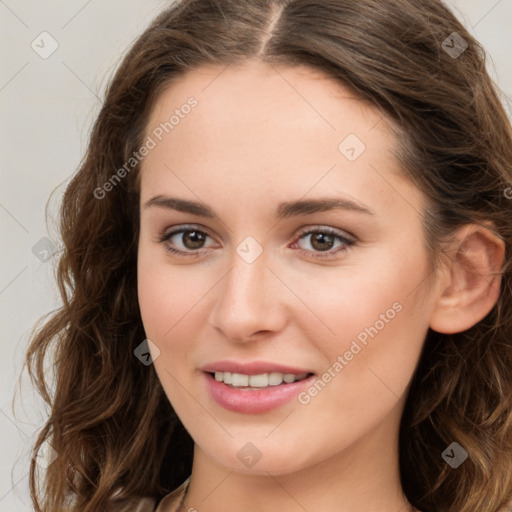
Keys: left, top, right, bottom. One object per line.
{"left": 202, "top": 370, "right": 317, "bottom": 414}
{"left": 207, "top": 371, "right": 314, "bottom": 390}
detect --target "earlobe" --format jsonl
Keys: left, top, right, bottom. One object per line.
{"left": 429, "top": 222, "right": 505, "bottom": 334}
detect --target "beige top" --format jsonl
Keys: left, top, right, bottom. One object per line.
{"left": 107, "top": 477, "right": 190, "bottom": 512}
{"left": 154, "top": 477, "right": 191, "bottom": 512}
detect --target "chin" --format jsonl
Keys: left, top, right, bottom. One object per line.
{"left": 196, "top": 435, "right": 319, "bottom": 476}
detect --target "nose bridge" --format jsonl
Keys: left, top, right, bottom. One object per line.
{"left": 210, "top": 245, "right": 284, "bottom": 341}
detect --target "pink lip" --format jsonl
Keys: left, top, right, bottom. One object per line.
{"left": 199, "top": 360, "right": 313, "bottom": 375}
{"left": 202, "top": 372, "right": 316, "bottom": 414}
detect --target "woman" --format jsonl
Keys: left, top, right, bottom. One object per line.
{"left": 25, "top": 0, "right": 512, "bottom": 511}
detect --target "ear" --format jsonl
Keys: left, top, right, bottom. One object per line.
{"left": 429, "top": 222, "right": 505, "bottom": 334}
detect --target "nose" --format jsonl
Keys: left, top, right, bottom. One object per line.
{"left": 208, "top": 247, "right": 287, "bottom": 344}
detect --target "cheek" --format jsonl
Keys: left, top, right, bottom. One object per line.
{"left": 137, "top": 251, "right": 203, "bottom": 406}
{"left": 137, "top": 244, "right": 198, "bottom": 340}
{"left": 137, "top": 248, "right": 216, "bottom": 381}
{"left": 293, "top": 245, "right": 426, "bottom": 340}
{"left": 294, "top": 246, "right": 430, "bottom": 399}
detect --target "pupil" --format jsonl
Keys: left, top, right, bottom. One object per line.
{"left": 312, "top": 233, "right": 332, "bottom": 251}
{"left": 184, "top": 231, "right": 204, "bottom": 249}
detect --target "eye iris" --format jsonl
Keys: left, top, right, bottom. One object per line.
{"left": 171, "top": 230, "right": 342, "bottom": 253}
{"left": 183, "top": 231, "right": 205, "bottom": 249}
{"left": 310, "top": 232, "right": 333, "bottom": 251}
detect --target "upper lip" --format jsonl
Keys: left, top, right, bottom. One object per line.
{"left": 200, "top": 360, "right": 315, "bottom": 375}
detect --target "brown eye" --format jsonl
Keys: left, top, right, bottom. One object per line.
{"left": 309, "top": 232, "right": 335, "bottom": 252}
{"left": 179, "top": 230, "right": 207, "bottom": 250}
{"left": 158, "top": 226, "right": 215, "bottom": 257}
{"left": 294, "top": 227, "right": 356, "bottom": 260}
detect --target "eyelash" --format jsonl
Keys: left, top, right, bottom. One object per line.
{"left": 157, "top": 224, "right": 356, "bottom": 260}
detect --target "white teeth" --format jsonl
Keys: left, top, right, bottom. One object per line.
{"left": 248, "top": 374, "right": 268, "bottom": 387}
{"left": 213, "top": 371, "right": 310, "bottom": 388}
{"left": 268, "top": 372, "right": 283, "bottom": 386}
{"left": 231, "top": 373, "right": 249, "bottom": 387}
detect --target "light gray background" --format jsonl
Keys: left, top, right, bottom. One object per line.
{"left": 1, "top": 1, "right": 511, "bottom": 510}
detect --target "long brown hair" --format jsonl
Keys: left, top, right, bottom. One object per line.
{"left": 25, "top": 0, "right": 512, "bottom": 510}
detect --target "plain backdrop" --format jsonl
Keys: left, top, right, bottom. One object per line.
{"left": 1, "top": 1, "right": 511, "bottom": 510}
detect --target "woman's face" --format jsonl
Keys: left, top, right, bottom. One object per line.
{"left": 137, "top": 60, "right": 439, "bottom": 474}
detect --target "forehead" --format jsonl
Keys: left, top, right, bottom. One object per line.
{"left": 140, "top": 60, "right": 423, "bottom": 221}
{"left": 147, "top": 59, "right": 390, "bottom": 140}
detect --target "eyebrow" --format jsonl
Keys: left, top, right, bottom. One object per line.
{"left": 143, "top": 195, "right": 375, "bottom": 219}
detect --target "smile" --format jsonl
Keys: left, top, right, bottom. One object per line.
{"left": 203, "top": 371, "right": 316, "bottom": 414}
{"left": 213, "top": 371, "right": 311, "bottom": 388}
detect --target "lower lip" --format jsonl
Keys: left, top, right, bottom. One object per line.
{"left": 203, "top": 372, "right": 316, "bottom": 414}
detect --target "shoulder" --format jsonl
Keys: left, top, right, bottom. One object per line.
{"left": 103, "top": 477, "right": 190, "bottom": 512}
{"left": 154, "top": 477, "right": 191, "bottom": 512}
{"left": 106, "top": 496, "right": 156, "bottom": 512}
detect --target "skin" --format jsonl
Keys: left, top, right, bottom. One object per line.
{"left": 136, "top": 60, "right": 504, "bottom": 512}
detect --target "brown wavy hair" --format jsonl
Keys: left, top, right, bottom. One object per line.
{"left": 24, "top": 0, "right": 512, "bottom": 510}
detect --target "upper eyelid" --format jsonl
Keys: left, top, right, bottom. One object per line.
{"left": 296, "top": 225, "right": 355, "bottom": 241}
{"left": 160, "top": 224, "right": 216, "bottom": 241}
